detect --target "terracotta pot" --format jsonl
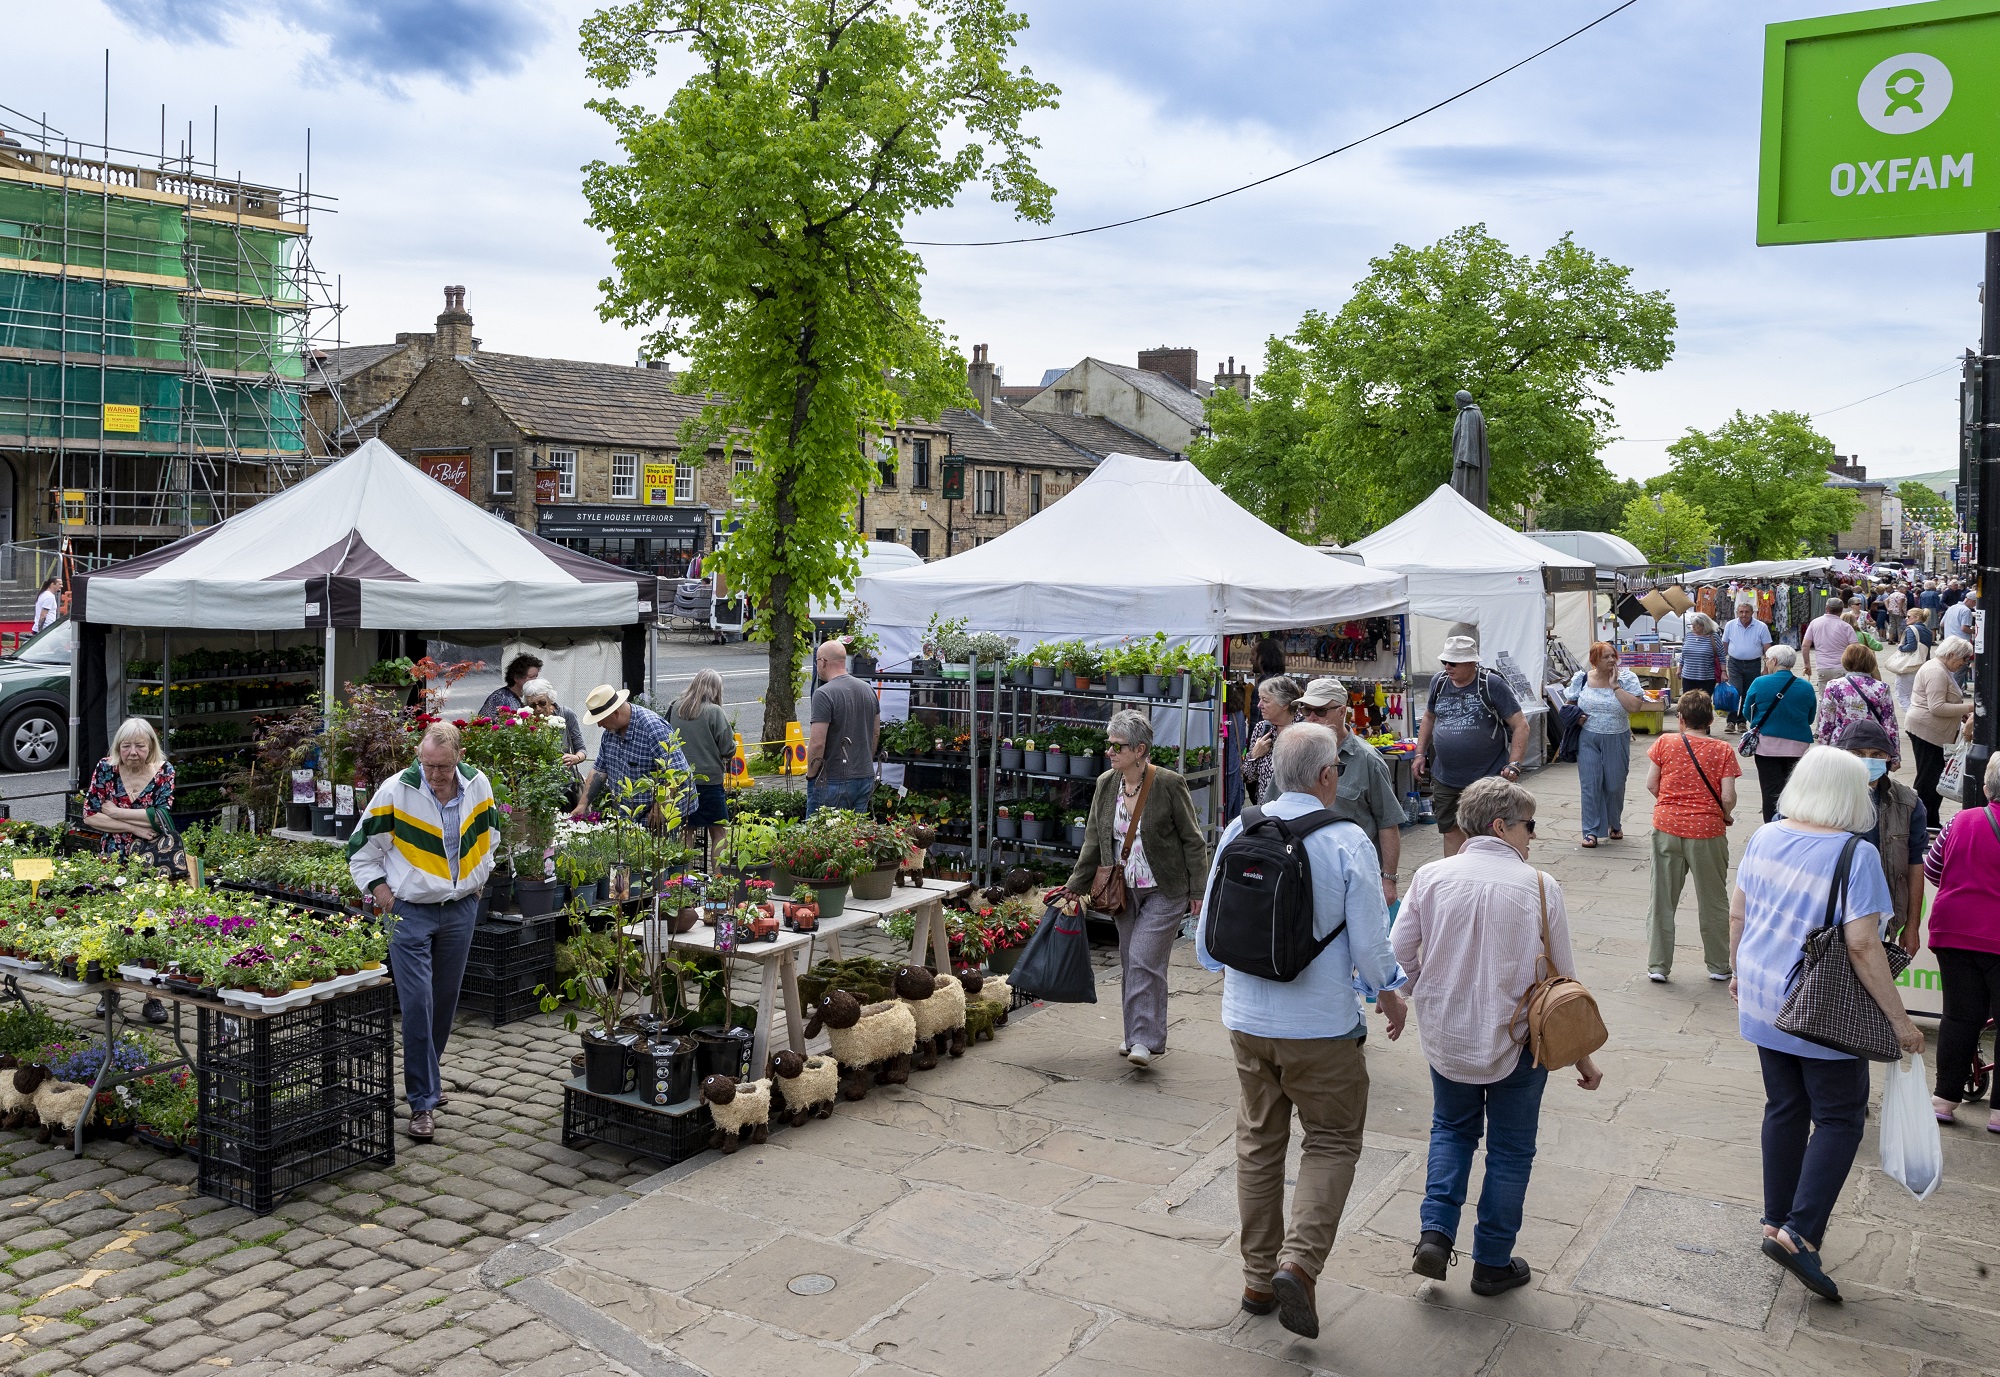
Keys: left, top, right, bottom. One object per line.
{"left": 336, "top": 966, "right": 358, "bottom": 977}
{"left": 751, "top": 914, "right": 780, "bottom": 942}
{"left": 261, "top": 985, "right": 288, "bottom": 998}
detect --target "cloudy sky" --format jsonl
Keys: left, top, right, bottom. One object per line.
{"left": 7, "top": 0, "right": 1978, "bottom": 482}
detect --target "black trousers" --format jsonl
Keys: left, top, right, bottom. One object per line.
{"left": 1727, "top": 657, "right": 1763, "bottom": 727}
{"left": 1911, "top": 735, "right": 1947, "bottom": 824}
{"left": 1755, "top": 753, "right": 1800, "bottom": 824}
{"left": 1934, "top": 946, "right": 2000, "bottom": 1104}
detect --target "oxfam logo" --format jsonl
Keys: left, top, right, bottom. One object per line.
{"left": 1858, "top": 52, "right": 1952, "bottom": 133}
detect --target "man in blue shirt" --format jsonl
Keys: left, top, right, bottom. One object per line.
{"left": 1197, "top": 723, "right": 1406, "bottom": 1339}
{"left": 1718, "top": 600, "right": 1773, "bottom": 731}
{"left": 573, "top": 685, "right": 695, "bottom": 821}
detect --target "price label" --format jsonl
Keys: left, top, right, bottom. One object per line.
{"left": 11, "top": 858, "right": 54, "bottom": 883}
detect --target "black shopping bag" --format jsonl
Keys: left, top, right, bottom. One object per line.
{"left": 1010, "top": 901, "right": 1097, "bottom": 1003}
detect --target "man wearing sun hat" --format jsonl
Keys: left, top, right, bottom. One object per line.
{"left": 1413, "top": 631, "right": 1529, "bottom": 857}
{"left": 571, "top": 684, "right": 694, "bottom": 821}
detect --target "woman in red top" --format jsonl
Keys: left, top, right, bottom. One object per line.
{"left": 1924, "top": 751, "right": 2000, "bottom": 1130}
{"left": 1644, "top": 691, "right": 1741, "bottom": 982}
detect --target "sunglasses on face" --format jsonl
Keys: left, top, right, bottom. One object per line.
{"left": 1500, "top": 817, "right": 1535, "bottom": 835}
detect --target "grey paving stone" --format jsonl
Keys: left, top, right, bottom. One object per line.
{"left": 1572, "top": 1186, "right": 1781, "bottom": 1328}
{"left": 141, "top": 1334, "right": 231, "bottom": 1370}
{"left": 408, "top": 1219, "right": 476, "bottom": 1248}
{"left": 142, "top": 1316, "right": 207, "bottom": 1349}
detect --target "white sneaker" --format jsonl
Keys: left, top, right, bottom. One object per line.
{"left": 1708, "top": 971, "right": 1732, "bottom": 982}
{"left": 1127, "top": 1046, "right": 1154, "bottom": 1067}
{"left": 1648, "top": 972, "right": 1668, "bottom": 983}
{"left": 1117, "top": 1043, "right": 1131, "bottom": 1058}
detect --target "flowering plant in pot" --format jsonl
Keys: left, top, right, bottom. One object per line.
{"left": 1020, "top": 806, "right": 1046, "bottom": 842}
{"left": 1020, "top": 737, "right": 1046, "bottom": 774}
{"left": 995, "top": 805, "right": 1017, "bottom": 840}
{"left": 848, "top": 818, "right": 912, "bottom": 900}
{"left": 999, "top": 737, "right": 1023, "bottom": 770}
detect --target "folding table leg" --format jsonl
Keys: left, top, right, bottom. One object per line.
{"left": 779, "top": 952, "right": 806, "bottom": 1055}
{"left": 750, "top": 959, "right": 779, "bottom": 1077}
{"left": 929, "top": 899, "right": 951, "bottom": 972}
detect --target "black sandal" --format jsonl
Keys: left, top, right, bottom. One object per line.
{"left": 1762, "top": 1227, "right": 1841, "bottom": 1302}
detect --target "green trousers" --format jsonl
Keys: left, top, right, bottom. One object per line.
{"left": 1648, "top": 829, "right": 1733, "bottom": 977}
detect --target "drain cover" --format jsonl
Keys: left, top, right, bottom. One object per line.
{"left": 788, "top": 1273, "right": 837, "bottom": 1296}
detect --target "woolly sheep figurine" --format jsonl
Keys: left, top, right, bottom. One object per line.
{"left": 896, "top": 823, "right": 937, "bottom": 889}
{"left": 897, "top": 964, "right": 966, "bottom": 1066}
{"left": 699, "top": 1074, "right": 772, "bottom": 1153}
{"left": 1, "top": 1061, "right": 46, "bottom": 1133}
{"left": 963, "top": 997, "right": 1002, "bottom": 1044}
{"left": 804, "top": 989, "right": 917, "bottom": 1100}
{"left": 767, "top": 1049, "right": 840, "bottom": 1127}
{"left": 959, "top": 969, "right": 1013, "bottom": 1028}
{"left": 30, "top": 1078, "right": 94, "bottom": 1145}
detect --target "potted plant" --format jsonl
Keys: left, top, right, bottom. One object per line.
{"left": 1106, "top": 639, "right": 1145, "bottom": 696}
{"left": 785, "top": 883, "right": 820, "bottom": 931}
{"left": 1067, "top": 812, "right": 1089, "bottom": 849}
{"left": 1028, "top": 642, "right": 1059, "bottom": 689}
{"left": 966, "top": 631, "right": 1018, "bottom": 681}
{"left": 539, "top": 912, "right": 638, "bottom": 1095}
{"left": 849, "top": 818, "right": 910, "bottom": 900}
{"left": 1020, "top": 806, "right": 1045, "bottom": 843}
{"left": 995, "top": 805, "right": 1017, "bottom": 840}
{"left": 999, "top": 737, "right": 1023, "bottom": 771}
{"left": 1055, "top": 641, "right": 1100, "bottom": 692}
{"left": 843, "top": 598, "right": 881, "bottom": 677}
{"left": 1045, "top": 740, "right": 1066, "bottom": 777}
{"left": 1007, "top": 653, "right": 1034, "bottom": 687}
{"left": 925, "top": 613, "right": 971, "bottom": 678}
{"left": 1134, "top": 632, "right": 1171, "bottom": 696}
{"left": 770, "top": 812, "right": 865, "bottom": 917}
{"left": 1020, "top": 737, "right": 1045, "bottom": 774}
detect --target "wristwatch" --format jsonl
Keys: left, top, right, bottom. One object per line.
{"left": 1501, "top": 762, "right": 1521, "bottom": 778}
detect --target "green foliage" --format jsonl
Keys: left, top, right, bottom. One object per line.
{"left": 1898, "top": 479, "right": 1956, "bottom": 530}
{"left": 1539, "top": 477, "right": 1644, "bottom": 533}
{"left": 578, "top": 0, "right": 1059, "bottom": 746}
{"left": 0, "top": 1005, "right": 76, "bottom": 1057}
{"left": 1654, "top": 410, "right": 1860, "bottom": 561}
{"left": 733, "top": 785, "right": 808, "bottom": 819}
{"left": 1190, "top": 225, "right": 1675, "bottom": 542}
{"left": 1615, "top": 491, "right": 1716, "bottom": 568}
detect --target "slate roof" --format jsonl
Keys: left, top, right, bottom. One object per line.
{"left": 1085, "top": 358, "right": 1210, "bottom": 427}
{"left": 304, "top": 341, "right": 410, "bottom": 391}
{"left": 939, "top": 405, "right": 1093, "bottom": 470}
{"left": 1017, "top": 410, "right": 1178, "bottom": 461}
{"left": 462, "top": 352, "right": 716, "bottom": 448}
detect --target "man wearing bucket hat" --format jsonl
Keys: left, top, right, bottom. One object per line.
{"left": 572, "top": 684, "right": 695, "bottom": 821}
{"left": 1413, "top": 632, "right": 1528, "bottom": 857}
{"left": 1298, "top": 677, "right": 1404, "bottom": 907}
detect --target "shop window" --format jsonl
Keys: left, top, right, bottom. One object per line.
{"left": 550, "top": 448, "right": 576, "bottom": 499}
{"left": 974, "top": 468, "right": 1002, "bottom": 515}
{"left": 676, "top": 464, "right": 697, "bottom": 503}
{"left": 491, "top": 448, "right": 514, "bottom": 498}
{"left": 910, "top": 528, "right": 930, "bottom": 558}
{"left": 911, "top": 439, "right": 931, "bottom": 489}
{"left": 875, "top": 528, "right": 897, "bottom": 543}
{"left": 611, "top": 452, "right": 639, "bottom": 500}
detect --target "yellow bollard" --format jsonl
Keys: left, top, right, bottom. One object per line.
{"left": 725, "top": 732, "right": 751, "bottom": 789}
{"left": 781, "top": 720, "right": 809, "bottom": 775}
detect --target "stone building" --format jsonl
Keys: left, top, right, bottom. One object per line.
{"left": 1019, "top": 348, "right": 1225, "bottom": 456}
{"left": 1824, "top": 454, "right": 1893, "bottom": 559}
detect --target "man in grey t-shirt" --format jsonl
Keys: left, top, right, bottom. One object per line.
{"left": 807, "top": 640, "right": 880, "bottom": 816}
{"left": 1413, "top": 634, "right": 1527, "bottom": 857}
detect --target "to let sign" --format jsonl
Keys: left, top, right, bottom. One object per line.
{"left": 642, "top": 462, "right": 675, "bottom": 505}
{"left": 535, "top": 469, "right": 561, "bottom": 505}
{"left": 1760, "top": 0, "right": 2000, "bottom": 245}
{"left": 418, "top": 453, "right": 471, "bottom": 497}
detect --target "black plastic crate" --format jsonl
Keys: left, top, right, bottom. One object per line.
{"left": 456, "top": 986, "right": 546, "bottom": 1028}
{"left": 464, "top": 941, "right": 557, "bottom": 980}
{"left": 561, "top": 1079, "right": 711, "bottom": 1165}
{"left": 197, "top": 983, "right": 397, "bottom": 1082}
{"left": 201, "top": 1068, "right": 395, "bottom": 1149}
{"left": 469, "top": 917, "right": 564, "bottom": 954}
{"left": 460, "top": 966, "right": 549, "bottom": 999}
{"left": 197, "top": 1101, "right": 394, "bottom": 1215}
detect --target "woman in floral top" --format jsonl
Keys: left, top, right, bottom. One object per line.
{"left": 1811, "top": 643, "right": 1900, "bottom": 770}
{"left": 83, "top": 717, "right": 175, "bottom": 858}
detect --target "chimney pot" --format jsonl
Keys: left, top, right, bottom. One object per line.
{"left": 967, "top": 343, "right": 996, "bottom": 423}
{"left": 433, "top": 285, "right": 474, "bottom": 359}
{"left": 1137, "top": 347, "right": 1199, "bottom": 392}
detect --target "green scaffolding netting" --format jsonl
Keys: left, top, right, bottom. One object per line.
{"left": 0, "top": 270, "right": 186, "bottom": 361}
{"left": 0, "top": 182, "right": 186, "bottom": 278}
{"left": 185, "top": 219, "right": 303, "bottom": 302}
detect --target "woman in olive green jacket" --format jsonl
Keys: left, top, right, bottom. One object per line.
{"left": 1063, "top": 709, "right": 1210, "bottom": 1066}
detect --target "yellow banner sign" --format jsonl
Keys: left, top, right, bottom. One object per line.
{"left": 643, "top": 462, "right": 676, "bottom": 506}
{"left": 103, "top": 404, "right": 141, "bottom": 433}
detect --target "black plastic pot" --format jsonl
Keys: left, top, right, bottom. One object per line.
{"left": 515, "top": 877, "right": 564, "bottom": 918}
{"left": 581, "top": 1034, "right": 633, "bottom": 1095}
{"left": 1032, "top": 665, "right": 1057, "bottom": 688}
{"left": 286, "top": 802, "right": 313, "bottom": 832}
{"left": 331, "top": 814, "right": 356, "bottom": 841}
{"left": 634, "top": 1036, "right": 697, "bottom": 1107}
{"left": 311, "top": 806, "right": 336, "bottom": 838}
{"left": 851, "top": 655, "right": 878, "bottom": 677}
{"left": 693, "top": 1024, "right": 754, "bottom": 1082}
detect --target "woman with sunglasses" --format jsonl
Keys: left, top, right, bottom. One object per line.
{"left": 1062, "top": 709, "right": 1211, "bottom": 1066}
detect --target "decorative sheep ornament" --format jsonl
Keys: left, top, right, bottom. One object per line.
{"left": 896, "top": 823, "right": 937, "bottom": 889}
{"left": 767, "top": 1049, "right": 839, "bottom": 1127}
{"left": 31, "top": 1078, "right": 93, "bottom": 1145}
{"left": 803, "top": 989, "right": 917, "bottom": 1100}
{"left": 700, "top": 1073, "right": 772, "bottom": 1153}
{"left": 959, "top": 969, "right": 1013, "bottom": 1028}
{"left": 1, "top": 1061, "right": 46, "bottom": 1133}
{"left": 896, "top": 964, "right": 967, "bottom": 1068}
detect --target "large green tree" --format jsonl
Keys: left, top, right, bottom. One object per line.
{"left": 1615, "top": 490, "right": 1714, "bottom": 568}
{"left": 1654, "top": 410, "right": 1859, "bottom": 561}
{"left": 580, "top": 0, "right": 1058, "bottom": 743}
{"left": 1898, "top": 478, "right": 1956, "bottom": 532}
{"left": 1537, "top": 477, "right": 1642, "bottom": 534}
{"left": 1191, "top": 224, "right": 1675, "bottom": 543}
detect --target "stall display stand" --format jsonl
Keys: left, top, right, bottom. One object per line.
{"left": 626, "top": 921, "right": 811, "bottom": 1077}
{"left": 460, "top": 914, "right": 562, "bottom": 1028}
{"left": 833, "top": 877, "right": 975, "bottom": 970}
{"left": 117, "top": 978, "right": 396, "bottom": 1214}
{"left": 561, "top": 1076, "right": 711, "bottom": 1166}
{"left": 0, "top": 967, "right": 189, "bottom": 1155}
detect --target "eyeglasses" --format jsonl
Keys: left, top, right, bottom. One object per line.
{"left": 1107, "top": 740, "right": 1141, "bottom": 753}
{"left": 1502, "top": 817, "right": 1536, "bottom": 835}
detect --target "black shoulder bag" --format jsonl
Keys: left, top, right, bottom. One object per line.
{"left": 1738, "top": 676, "right": 1794, "bottom": 757}
{"left": 1680, "top": 735, "right": 1732, "bottom": 825}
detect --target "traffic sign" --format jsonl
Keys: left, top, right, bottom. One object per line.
{"left": 1759, "top": 0, "right": 2000, "bottom": 245}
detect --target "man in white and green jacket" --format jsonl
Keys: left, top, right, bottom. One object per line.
{"left": 346, "top": 723, "right": 499, "bottom": 1143}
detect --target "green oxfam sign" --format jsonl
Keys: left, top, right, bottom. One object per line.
{"left": 1759, "top": 0, "right": 2000, "bottom": 244}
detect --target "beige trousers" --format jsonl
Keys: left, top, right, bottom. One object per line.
{"left": 1229, "top": 1029, "right": 1369, "bottom": 1291}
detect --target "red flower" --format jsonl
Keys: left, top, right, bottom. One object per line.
{"left": 452, "top": 719, "right": 468, "bottom": 729}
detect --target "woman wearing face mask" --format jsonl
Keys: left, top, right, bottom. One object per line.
{"left": 1834, "top": 718, "right": 1926, "bottom": 957}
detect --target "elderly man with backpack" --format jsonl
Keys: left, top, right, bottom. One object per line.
{"left": 1196, "top": 723, "right": 1408, "bottom": 1340}
{"left": 1413, "top": 632, "right": 1530, "bottom": 856}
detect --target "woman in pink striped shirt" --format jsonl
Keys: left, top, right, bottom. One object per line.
{"left": 1925, "top": 751, "right": 2000, "bottom": 1131}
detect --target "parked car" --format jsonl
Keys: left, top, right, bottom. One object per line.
{"left": 0, "top": 619, "right": 71, "bottom": 771}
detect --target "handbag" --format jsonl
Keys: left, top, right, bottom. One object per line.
{"left": 1010, "top": 898, "right": 1098, "bottom": 1003}
{"left": 1774, "top": 834, "right": 1911, "bottom": 1061}
{"left": 1738, "top": 676, "right": 1794, "bottom": 757}
{"left": 131, "top": 804, "right": 190, "bottom": 879}
{"left": 1509, "top": 874, "right": 1607, "bottom": 1070}
{"left": 1681, "top": 734, "right": 1732, "bottom": 825}
{"left": 1089, "top": 765, "right": 1153, "bottom": 917}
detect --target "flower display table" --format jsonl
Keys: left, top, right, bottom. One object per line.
{"left": 829, "top": 877, "right": 974, "bottom": 969}
{"left": 625, "top": 920, "right": 812, "bottom": 1078}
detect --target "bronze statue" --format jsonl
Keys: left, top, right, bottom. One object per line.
{"left": 1450, "top": 389, "right": 1489, "bottom": 512}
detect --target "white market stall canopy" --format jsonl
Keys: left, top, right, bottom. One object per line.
{"left": 73, "top": 439, "right": 656, "bottom": 630}
{"left": 1347, "top": 485, "right": 1597, "bottom": 690}
{"left": 1529, "top": 529, "right": 1649, "bottom": 578}
{"left": 854, "top": 454, "right": 1408, "bottom": 635}
{"left": 1680, "top": 557, "right": 1835, "bottom": 583}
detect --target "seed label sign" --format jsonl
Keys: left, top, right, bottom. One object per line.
{"left": 1759, "top": 0, "right": 2000, "bottom": 245}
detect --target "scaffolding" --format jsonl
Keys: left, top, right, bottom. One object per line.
{"left": 0, "top": 102, "right": 352, "bottom": 563}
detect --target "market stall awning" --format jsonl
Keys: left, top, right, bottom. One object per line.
{"left": 854, "top": 454, "right": 1407, "bottom": 634}
{"left": 73, "top": 439, "right": 657, "bottom": 630}
{"left": 1679, "top": 557, "right": 1835, "bottom": 583}
{"left": 1348, "top": 486, "right": 1597, "bottom": 596}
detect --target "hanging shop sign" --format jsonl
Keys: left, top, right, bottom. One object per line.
{"left": 643, "top": 463, "right": 676, "bottom": 505}
{"left": 940, "top": 456, "right": 966, "bottom": 501}
{"left": 414, "top": 452, "right": 472, "bottom": 498}
{"left": 1759, "top": 0, "right": 2000, "bottom": 245}
{"left": 534, "top": 469, "right": 562, "bottom": 505}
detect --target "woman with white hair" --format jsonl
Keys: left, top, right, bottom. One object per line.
{"left": 1908, "top": 634, "right": 1975, "bottom": 823}
{"left": 1244, "top": 676, "right": 1302, "bottom": 807}
{"left": 519, "top": 678, "right": 587, "bottom": 767}
{"left": 1740, "top": 645, "right": 1817, "bottom": 823}
{"left": 1678, "top": 612, "right": 1724, "bottom": 703}
{"left": 83, "top": 717, "right": 174, "bottom": 859}
{"left": 1730, "top": 746, "right": 1924, "bottom": 1302}
{"left": 665, "top": 667, "right": 738, "bottom": 847}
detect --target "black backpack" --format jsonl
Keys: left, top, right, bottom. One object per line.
{"left": 1202, "top": 807, "right": 1351, "bottom": 981}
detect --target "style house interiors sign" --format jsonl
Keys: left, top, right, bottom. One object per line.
{"left": 1759, "top": 0, "right": 2000, "bottom": 245}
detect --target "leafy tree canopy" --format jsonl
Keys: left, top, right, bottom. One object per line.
{"left": 1653, "top": 410, "right": 1859, "bottom": 561}
{"left": 579, "top": 0, "right": 1058, "bottom": 742}
{"left": 1898, "top": 478, "right": 1956, "bottom": 530}
{"left": 1191, "top": 224, "right": 1675, "bottom": 544}
{"left": 1537, "top": 477, "right": 1643, "bottom": 534}
{"left": 1615, "top": 489, "right": 1715, "bottom": 568}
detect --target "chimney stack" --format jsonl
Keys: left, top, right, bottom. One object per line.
{"left": 967, "top": 343, "right": 996, "bottom": 423}
{"left": 1213, "top": 355, "right": 1252, "bottom": 399}
{"left": 433, "top": 285, "right": 474, "bottom": 360}
{"left": 1138, "top": 346, "right": 1199, "bottom": 392}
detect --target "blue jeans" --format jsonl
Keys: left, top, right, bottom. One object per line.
{"left": 1421, "top": 1048, "right": 1550, "bottom": 1267}
{"left": 386, "top": 894, "right": 479, "bottom": 1112}
{"left": 807, "top": 775, "right": 875, "bottom": 816}
{"left": 1578, "top": 731, "right": 1630, "bottom": 838}
{"left": 1757, "top": 1046, "right": 1868, "bottom": 1249}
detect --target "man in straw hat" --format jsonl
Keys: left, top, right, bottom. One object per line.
{"left": 572, "top": 684, "right": 694, "bottom": 820}
{"left": 1413, "top": 630, "right": 1528, "bottom": 857}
